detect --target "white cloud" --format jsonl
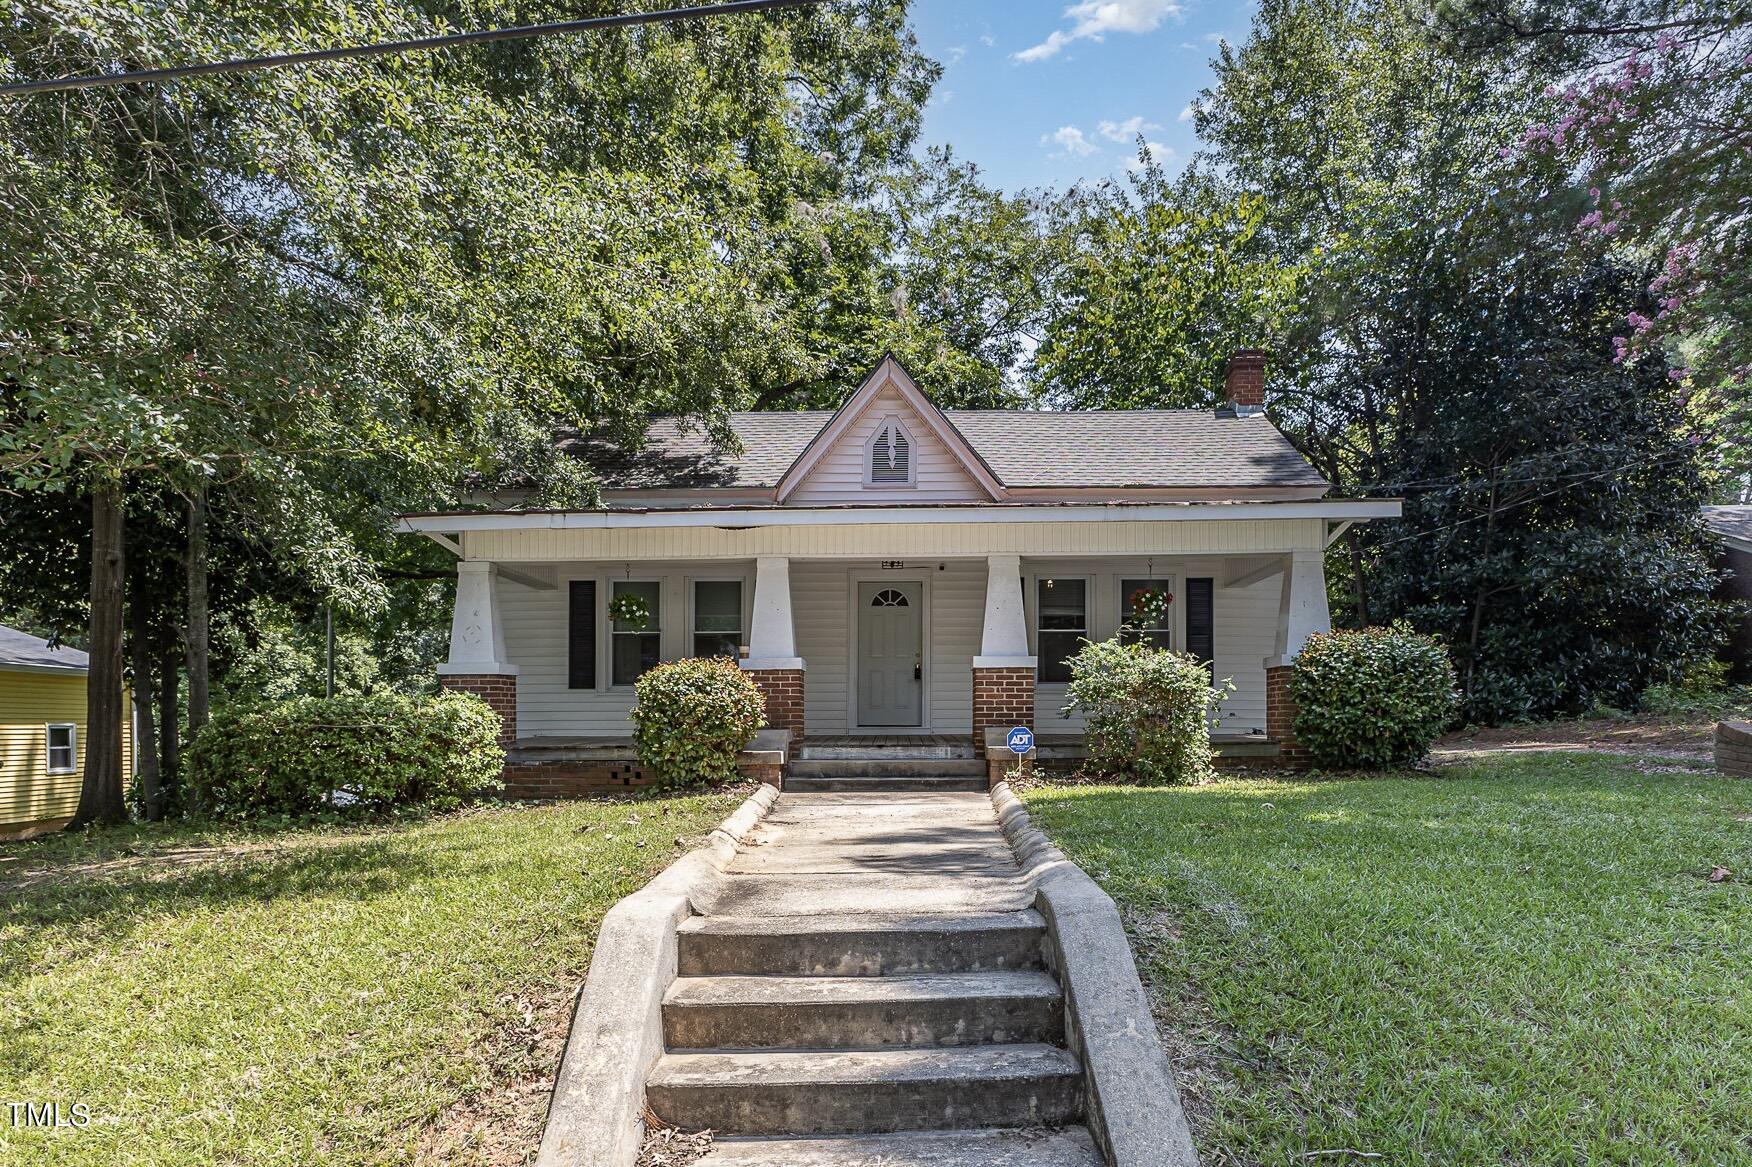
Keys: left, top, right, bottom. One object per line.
{"left": 944, "top": 44, "right": 967, "bottom": 65}
{"left": 1097, "top": 115, "right": 1163, "bottom": 141}
{"left": 1125, "top": 140, "right": 1176, "bottom": 171}
{"left": 1043, "top": 125, "right": 1101, "bottom": 157}
{"left": 979, "top": 34, "right": 996, "bottom": 47}
{"left": 1015, "top": 0, "right": 1184, "bottom": 62}
{"left": 1177, "top": 102, "right": 1197, "bottom": 122}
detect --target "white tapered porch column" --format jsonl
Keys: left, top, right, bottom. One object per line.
{"left": 740, "top": 556, "right": 805, "bottom": 741}
{"left": 438, "top": 560, "right": 518, "bottom": 746}
{"left": 972, "top": 554, "right": 1037, "bottom": 753}
{"left": 1263, "top": 549, "right": 1331, "bottom": 763}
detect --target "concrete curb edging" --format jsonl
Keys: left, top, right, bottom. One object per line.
{"left": 535, "top": 783, "right": 782, "bottom": 1167}
{"left": 990, "top": 781, "right": 1201, "bottom": 1167}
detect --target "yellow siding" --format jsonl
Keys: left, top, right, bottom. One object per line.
{"left": 0, "top": 670, "right": 132, "bottom": 833}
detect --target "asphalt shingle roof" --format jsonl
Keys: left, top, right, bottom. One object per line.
{"left": 0, "top": 624, "right": 88, "bottom": 672}
{"left": 570, "top": 409, "right": 1326, "bottom": 491}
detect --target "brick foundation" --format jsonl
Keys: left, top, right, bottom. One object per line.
{"left": 744, "top": 668, "right": 805, "bottom": 744}
{"left": 441, "top": 673, "right": 517, "bottom": 749}
{"left": 499, "top": 755, "right": 782, "bottom": 799}
{"left": 972, "top": 667, "right": 1036, "bottom": 755}
{"left": 1265, "top": 665, "right": 1310, "bottom": 766}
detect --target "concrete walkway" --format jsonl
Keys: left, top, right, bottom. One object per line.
{"left": 651, "top": 791, "right": 1104, "bottom": 1166}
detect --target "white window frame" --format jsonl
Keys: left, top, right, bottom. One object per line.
{"left": 863, "top": 413, "right": 918, "bottom": 488}
{"left": 609, "top": 579, "right": 664, "bottom": 688}
{"left": 1117, "top": 573, "right": 1181, "bottom": 652}
{"left": 686, "top": 575, "right": 749, "bottom": 661}
{"left": 45, "top": 723, "right": 77, "bottom": 775}
{"left": 1029, "top": 574, "right": 1093, "bottom": 686}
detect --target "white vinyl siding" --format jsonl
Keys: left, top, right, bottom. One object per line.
{"left": 501, "top": 563, "right": 751, "bottom": 739}
{"left": 1028, "top": 557, "right": 1277, "bottom": 736}
{"left": 788, "top": 386, "right": 987, "bottom": 505}
{"left": 461, "top": 517, "right": 1328, "bottom": 564}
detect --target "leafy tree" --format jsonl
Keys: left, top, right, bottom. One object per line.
{"left": 1034, "top": 176, "right": 1297, "bottom": 409}
{"left": 1192, "top": 0, "right": 1727, "bottom": 719}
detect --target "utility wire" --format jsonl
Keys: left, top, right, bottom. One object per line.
{"left": 0, "top": 0, "right": 831, "bottom": 97}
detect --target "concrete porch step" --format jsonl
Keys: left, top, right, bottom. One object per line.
{"left": 645, "top": 1045, "right": 1083, "bottom": 1135}
{"left": 677, "top": 910, "right": 1047, "bottom": 977}
{"left": 784, "top": 774, "right": 988, "bottom": 793}
{"left": 798, "top": 743, "right": 978, "bottom": 761}
{"left": 788, "top": 758, "right": 987, "bottom": 778}
{"left": 695, "top": 1126, "right": 1106, "bottom": 1166}
{"left": 663, "top": 971, "right": 1063, "bottom": 1049}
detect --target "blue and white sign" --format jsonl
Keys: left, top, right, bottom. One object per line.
{"left": 1005, "top": 726, "right": 1035, "bottom": 755}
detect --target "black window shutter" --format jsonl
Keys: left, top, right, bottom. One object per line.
{"left": 1186, "top": 577, "right": 1214, "bottom": 666}
{"left": 568, "top": 580, "right": 596, "bottom": 689}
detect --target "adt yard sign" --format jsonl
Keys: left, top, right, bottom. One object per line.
{"left": 1006, "top": 726, "right": 1035, "bottom": 755}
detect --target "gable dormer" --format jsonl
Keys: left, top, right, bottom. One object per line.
{"left": 777, "top": 357, "right": 1006, "bottom": 505}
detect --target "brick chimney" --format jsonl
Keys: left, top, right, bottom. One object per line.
{"left": 1225, "top": 349, "right": 1267, "bottom": 414}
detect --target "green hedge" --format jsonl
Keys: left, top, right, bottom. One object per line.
{"left": 1063, "top": 639, "right": 1233, "bottom": 785}
{"left": 630, "top": 657, "right": 766, "bottom": 788}
{"left": 186, "top": 691, "right": 504, "bottom": 817}
{"left": 1290, "top": 626, "right": 1459, "bottom": 768}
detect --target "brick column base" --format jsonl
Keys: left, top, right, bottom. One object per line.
{"left": 441, "top": 673, "right": 517, "bottom": 749}
{"left": 972, "top": 667, "right": 1035, "bottom": 756}
{"left": 744, "top": 668, "right": 805, "bottom": 744}
{"left": 1265, "top": 664, "right": 1309, "bottom": 766}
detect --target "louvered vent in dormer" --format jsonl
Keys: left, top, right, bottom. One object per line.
{"left": 870, "top": 420, "right": 913, "bottom": 484}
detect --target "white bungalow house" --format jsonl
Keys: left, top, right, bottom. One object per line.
{"left": 399, "top": 354, "right": 1400, "bottom": 790}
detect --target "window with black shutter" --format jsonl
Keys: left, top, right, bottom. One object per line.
{"left": 568, "top": 580, "right": 596, "bottom": 689}
{"left": 1186, "top": 577, "right": 1214, "bottom": 666}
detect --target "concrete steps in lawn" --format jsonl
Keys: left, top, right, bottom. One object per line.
{"left": 676, "top": 910, "right": 1048, "bottom": 977}
{"left": 663, "top": 971, "right": 1064, "bottom": 1049}
{"left": 785, "top": 758, "right": 988, "bottom": 793}
{"left": 694, "top": 1127, "right": 1106, "bottom": 1166}
{"left": 644, "top": 1045, "right": 1083, "bottom": 1135}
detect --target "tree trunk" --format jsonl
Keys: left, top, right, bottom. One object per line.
{"left": 73, "top": 482, "right": 128, "bottom": 827}
{"left": 186, "top": 485, "right": 210, "bottom": 738}
{"left": 129, "top": 591, "right": 161, "bottom": 821}
{"left": 158, "top": 646, "right": 181, "bottom": 799}
{"left": 1347, "top": 526, "right": 1373, "bottom": 628}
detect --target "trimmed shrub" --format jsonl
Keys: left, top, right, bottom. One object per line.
{"left": 186, "top": 691, "right": 504, "bottom": 817}
{"left": 1063, "top": 638, "right": 1233, "bottom": 785}
{"left": 1290, "top": 625, "right": 1459, "bottom": 768}
{"left": 631, "top": 657, "right": 766, "bottom": 787}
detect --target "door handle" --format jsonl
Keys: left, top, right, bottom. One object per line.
{"left": 914, "top": 662, "right": 922, "bottom": 681}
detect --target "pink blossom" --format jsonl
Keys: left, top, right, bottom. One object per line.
{"left": 1627, "top": 312, "right": 1653, "bottom": 332}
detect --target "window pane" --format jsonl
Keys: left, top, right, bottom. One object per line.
{"left": 694, "top": 581, "right": 742, "bottom": 633}
{"left": 611, "top": 580, "right": 661, "bottom": 632}
{"left": 693, "top": 633, "right": 741, "bottom": 660}
{"left": 1039, "top": 633, "right": 1082, "bottom": 683}
{"left": 46, "top": 726, "right": 75, "bottom": 773}
{"left": 613, "top": 633, "right": 662, "bottom": 685}
{"left": 1121, "top": 579, "right": 1174, "bottom": 631}
{"left": 1037, "top": 578, "right": 1086, "bottom": 630}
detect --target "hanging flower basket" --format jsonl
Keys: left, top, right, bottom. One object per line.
{"left": 609, "top": 592, "right": 651, "bottom": 631}
{"left": 1126, "top": 587, "right": 1174, "bottom": 629}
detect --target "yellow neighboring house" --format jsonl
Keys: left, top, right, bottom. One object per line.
{"left": 0, "top": 625, "right": 131, "bottom": 840}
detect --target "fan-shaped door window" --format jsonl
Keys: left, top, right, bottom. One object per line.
{"left": 870, "top": 588, "right": 911, "bottom": 607}
{"left": 867, "top": 418, "right": 914, "bottom": 486}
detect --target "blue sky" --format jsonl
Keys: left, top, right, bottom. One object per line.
{"left": 907, "top": 0, "right": 1257, "bottom": 193}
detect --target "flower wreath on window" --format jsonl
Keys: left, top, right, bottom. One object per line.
{"left": 1125, "top": 586, "right": 1174, "bottom": 630}
{"left": 608, "top": 592, "right": 651, "bottom": 631}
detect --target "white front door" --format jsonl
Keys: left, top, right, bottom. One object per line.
{"left": 856, "top": 581, "right": 923, "bottom": 727}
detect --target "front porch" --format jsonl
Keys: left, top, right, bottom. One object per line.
{"left": 410, "top": 503, "right": 1391, "bottom": 785}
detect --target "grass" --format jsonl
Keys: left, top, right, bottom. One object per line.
{"left": 1021, "top": 753, "right": 1752, "bottom": 1166}
{"left": 0, "top": 791, "right": 740, "bottom": 1167}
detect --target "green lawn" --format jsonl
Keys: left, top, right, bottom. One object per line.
{"left": 1022, "top": 754, "right": 1752, "bottom": 1166}
{"left": 0, "top": 792, "right": 739, "bottom": 1167}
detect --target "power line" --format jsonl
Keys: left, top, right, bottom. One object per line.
{"left": 0, "top": 0, "right": 831, "bottom": 97}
